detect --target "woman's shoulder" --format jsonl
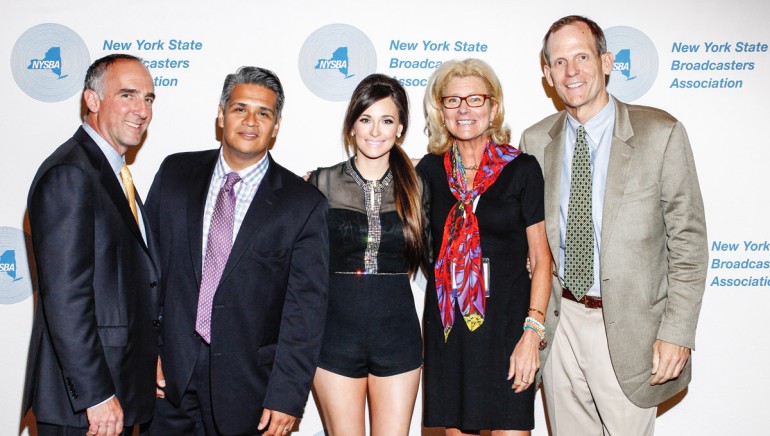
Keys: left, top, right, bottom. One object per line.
{"left": 314, "top": 160, "right": 348, "bottom": 175}
{"left": 508, "top": 148, "right": 542, "bottom": 173}
{"left": 415, "top": 152, "right": 444, "bottom": 173}
{"left": 308, "top": 160, "right": 349, "bottom": 192}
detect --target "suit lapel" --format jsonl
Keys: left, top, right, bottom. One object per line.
{"left": 187, "top": 151, "right": 219, "bottom": 285}
{"left": 76, "top": 129, "right": 148, "bottom": 250}
{"left": 218, "top": 155, "right": 282, "bottom": 287}
{"left": 600, "top": 98, "right": 635, "bottom": 259}
{"left": 544, "top": 114, "right": 567, "bottom": 263}
{"left": 136, "top": 193, "right": 160, "bottom": 272}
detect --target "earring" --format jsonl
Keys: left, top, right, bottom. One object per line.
{"left": 397, "top": 133, "right": 401, "bottom": 138}
{"left": 489, "top": 120, "right": 493, "bottom": 126}
{"left": 351, "top": 131, "right": 355, "bottom": 136}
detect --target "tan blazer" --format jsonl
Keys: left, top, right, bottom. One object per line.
{"left": 520, "top": 97, "right": 707, "bottom": 408}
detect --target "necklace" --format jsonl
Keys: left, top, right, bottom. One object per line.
{"left": 462, "top": 163, "right": 479, "bottom": 171}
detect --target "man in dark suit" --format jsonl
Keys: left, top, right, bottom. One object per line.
{"left": 145, "top": 66, "right": 329, "bottom": 435}
{"left": 520, "top": 16, "right": 707, "bottom": 435}
{"left": 23, "top": 54, "right": 161, "bottom": 436}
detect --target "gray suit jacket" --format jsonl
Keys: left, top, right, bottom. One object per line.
{"left": 519, "top": 97, "right": 707, "bottom": 407}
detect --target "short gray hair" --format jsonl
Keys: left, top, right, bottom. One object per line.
{"left": 84, "top": 53, "right": 145, "bottom": 98}
{"left": 219, "top": 66, "right": 285, "bottom": 118}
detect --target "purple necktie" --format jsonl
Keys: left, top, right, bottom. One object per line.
{"left": 196, "top": 172, "right": 241, "bottom": 343}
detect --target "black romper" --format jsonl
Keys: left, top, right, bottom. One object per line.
{"left": 309, "top": 158, "right": 428, "bottom": 378}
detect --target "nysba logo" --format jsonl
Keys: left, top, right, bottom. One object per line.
{"left": 314, "top": 47, "right": 354, "bottom": 79}
{"left": 11, "top": 23, "right": 90, "bottom": 102}
{"left": 605, "top": 26, "right": 659, "bottom": 102}
{"left": 298, "top": 24, "right": 376, "bottom": 101}
{"left": 0, "top": 227, "right": 33, "bottom": 305}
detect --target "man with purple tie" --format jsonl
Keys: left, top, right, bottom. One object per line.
{"left": 145, "top": 66, "right": 329, "bottom": 436}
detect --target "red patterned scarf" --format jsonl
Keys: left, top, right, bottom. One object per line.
{"left": 435, "top": 141, "right": 520, "bottom": 341}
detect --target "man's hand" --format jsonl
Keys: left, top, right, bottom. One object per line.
{"left": 156, "top": 356, "right": 166, "bottom": 398}
{"left": 651, "top": 339, "right": 690, "bottom": 385}
{"left": 86, "top": 396, "right": 123, "bottom": 436}
{"left": 257, "top": 408, "right": 297, "bottom": 435}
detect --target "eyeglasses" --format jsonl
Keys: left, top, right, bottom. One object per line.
{"left": 439, "top": 94, "right": 489, "bottom": 109}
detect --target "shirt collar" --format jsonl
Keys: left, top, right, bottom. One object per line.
{"left": 565, "top": 97, "right": 615, "bottom": 147}
{"left": 82, "top": 122, "right": 125, "bottom": 175}
{"left": 214, "top": 150, "right": 270, "bottom": 186}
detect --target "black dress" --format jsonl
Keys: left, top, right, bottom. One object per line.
{"left": 417, "top": 151, "right": 545, "bottom": 431}
{"left": 309, "top": 158, "right": 428, "bottom": 378}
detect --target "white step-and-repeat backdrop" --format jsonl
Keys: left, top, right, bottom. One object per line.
{"left": 2, "top": 1, "right": 768, "bottom": 434}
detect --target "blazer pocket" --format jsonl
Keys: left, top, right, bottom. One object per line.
{"left": 257, "top": 343, "right": 278, "bottom": 366}
{"left": 620, "top": 183, "right": 659, "bottom": 204}
{"left": 97, "top": 326, "right": 128, "bottom": 346}
{"left": 250, "top": 249, "right": 288, "bottom": 261}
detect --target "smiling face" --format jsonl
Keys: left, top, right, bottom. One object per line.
{"left": 440, "top": 75, "right": 497, "bottom": 148}
{"left": 352, "top": 96, "right": 403, "bottom": 164}
{"left": 218, "top": 84, "right": 281, "bottom": 171}
{"left": 84, "top": 59, "right": 155, "bottom": 156}
{"left": 543, "top": 21, "right": 614, "bottom": 124}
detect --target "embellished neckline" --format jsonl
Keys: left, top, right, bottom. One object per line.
{"left": 345, "top": 157, "right": 392, "bottom": 191}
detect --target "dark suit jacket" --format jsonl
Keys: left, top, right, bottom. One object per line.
{"left": 23, "top": 127, "right": 161, "bottom": 427}
{"left": 145, "top": 150, "right": 329, "bottom": 435}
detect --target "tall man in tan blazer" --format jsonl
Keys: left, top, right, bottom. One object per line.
{"left": 519, "top": 15, "right": 707, "bottom": 435}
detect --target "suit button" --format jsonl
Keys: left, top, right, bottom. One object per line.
{"left": 149, "top": 281, "right": 158, "bottom": 288}
{"left": 152, "top": 320, "right": 161, "bottom": 327}
{"left": 554, "top": 309, "right": 560, "bottom": 317}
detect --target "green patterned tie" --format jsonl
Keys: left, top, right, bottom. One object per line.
{"left": 565, "top": 126, "right": 594, "bottom": 301}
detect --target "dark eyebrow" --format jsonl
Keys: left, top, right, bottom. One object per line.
{"left": 231, "top": 101, "right": 276, "bottom": 114}
{"left": 117, "top": 88, "right": 155, "bottom": 100}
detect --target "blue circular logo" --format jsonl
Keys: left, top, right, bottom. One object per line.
{"left": 298, "top": 24, "right": 377, "bottom": 102}
{"left": 0, "top": 227, "right": 34, "bottom": 305}
{"left": 11, "top": 23, "right": 91, "bottom": 103}
{"left": 605, "top": 26, "right": 659, "bottom": 102}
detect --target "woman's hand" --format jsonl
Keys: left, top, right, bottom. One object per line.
{"left": 507, "top": 327, "right": 541, "bottom": 393}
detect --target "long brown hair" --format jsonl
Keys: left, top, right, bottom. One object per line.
{"left": 342, "top": 74, "right": 425, "bottom": 276}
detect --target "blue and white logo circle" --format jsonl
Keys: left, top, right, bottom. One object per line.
{"left": 298, "top": 24, "right": 377, "bottom": 102}
{"left": 0, "top": 227, "right": 34, "bottom": 305}
{"left": 605, "top": 26, "right": 658, "bottom": 102}
{"left": 11, "top": 23, "right": 90, "bottom": 103}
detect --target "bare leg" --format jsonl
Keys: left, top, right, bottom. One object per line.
{"left": 491, "top": 430, "right": 531, "bottom": 436}
{"left": 313, "top": 367, "right": 367, "bottom": 436}
{"left": 368, "top": 368, "right": 421, "bottom": 436}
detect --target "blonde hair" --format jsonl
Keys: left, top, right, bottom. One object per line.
{"left": 423, "top": 58, "right": 510, "bottom": 154}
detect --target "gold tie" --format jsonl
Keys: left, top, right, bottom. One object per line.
{"left": 120, "top": 164, "right": 139, "bottom": 224}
